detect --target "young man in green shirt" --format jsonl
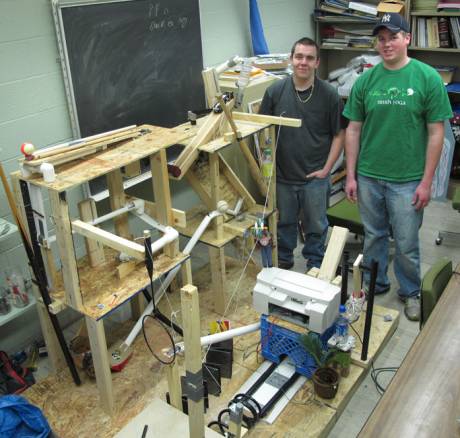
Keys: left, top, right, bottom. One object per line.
{"left": 343, "top": 13, "right": 452, "bottom": 321}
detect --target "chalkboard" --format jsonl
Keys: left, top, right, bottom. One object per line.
{"left": 58, "top": 0, "right": 204, "bottom": 136}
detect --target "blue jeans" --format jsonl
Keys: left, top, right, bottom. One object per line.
{"left": 358, "top": 175, "right": 423, "bottom": 299}
{"left": 277, "top": 178, "right": 330, "bottom": 269}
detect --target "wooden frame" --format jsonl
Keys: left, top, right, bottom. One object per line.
{"left": 12, "top": 125, "right": 192, "bottom": 415}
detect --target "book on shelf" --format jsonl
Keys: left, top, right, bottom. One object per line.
{"left": 438, "top": 16, "right": 452, "bottom": 47}
{"left": 412, "top": 0, "right": 438, "bottom": 13}
{"left": 437, "top": 0, "right": 460, "bottom": 9}
{"left": 348, "top": 1, "right": 378, "bottom": 16}
{"left": 314, "top": 8, "right": 379, "bottom": 22}
{"left": 449, "top": 17, "right": 460, "bottom": 47}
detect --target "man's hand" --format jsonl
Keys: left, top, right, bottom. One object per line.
{"left": 412, "top": 181, "right": 431, "bottom": 210}
{"left": 306, "top": 168, "right": 329, "bottom": 179}
{"left": 345, "top": 176, "right": 358, "bottom": 203}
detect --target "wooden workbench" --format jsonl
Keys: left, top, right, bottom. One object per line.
{"left": 359, "top": 266, "right": 460, "bottom": 437}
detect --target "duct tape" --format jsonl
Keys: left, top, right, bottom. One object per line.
{"left": 185, "top": 369, "right": 204, "bottom": 402}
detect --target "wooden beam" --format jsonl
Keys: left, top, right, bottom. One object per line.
{"left": 174, "top": 103, "right": 230, "bottom": 177}
{"left": 232, "top": 111, "right": 302, "bottom": 127}
{"left": 209, "top": 247, "right": 226, "bottom": 314}
{"left": 318, "top": 226, "right": 349, "bottom": 282}
{"left": 215, "top": 95, "right": 268, "bottom": 197}
{"left": 151, "top": 149, "right": 174, "bottom": 226}
{"left": 78, "top": 199, "right": 106, "bottom": 267}
{"left": 209, "top": 153, "right": 223, "bottom": 241}
{"left": 85, "top": 316, "right": 114, "bottom": 416}
{"left": 49, "top": 190, "right": 83, "bottom": 310}
{"left": 72, "top": 220, "right": 144, "bottom": 260}
{"left": 180, "top": 284, "right": 205, "bottom": 438}
{"left": 107, "top": 169, "right": 130, "bottom": 239}
{"left": 353, "top": 254, "right": 364, "bottom": 294}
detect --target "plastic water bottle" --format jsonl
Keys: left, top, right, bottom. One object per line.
{"left": 335, "top": 304, "right": 349, "bottom": 344}
{"left": 261, "top": 148, "right": 273, "bottom": 180}
{"left": 235, "top": 59, "right": 252, "bottom": 108}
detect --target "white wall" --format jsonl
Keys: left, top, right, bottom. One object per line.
{"left": 0, "top": 0, "right": 314, "bottom": 353}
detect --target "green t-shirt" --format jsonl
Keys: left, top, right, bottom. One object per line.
{"left": 343, "top": 59, "right": 453, "bottom": 182}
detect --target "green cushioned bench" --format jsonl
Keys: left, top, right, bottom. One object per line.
{"left": 436, "top": 187, "right": 460, "bottom": 246}
{"left": 326, "top": 197, "right": 364, "bottom": 237}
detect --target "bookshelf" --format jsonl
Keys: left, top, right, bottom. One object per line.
{"left": 314, "top": 0, "right": 460, "bottom": 82}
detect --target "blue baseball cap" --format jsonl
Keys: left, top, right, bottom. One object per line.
{"left": 372, "top": 13, "right": 410, "bottom": 36}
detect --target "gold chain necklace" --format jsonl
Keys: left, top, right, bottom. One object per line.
{"left": 295, "top": 82, "right": 315, "bottom": 104}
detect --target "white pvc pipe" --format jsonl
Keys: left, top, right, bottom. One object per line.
{"left": 199, "top": 322, "right": 260, "bottom": 347}
{"left": 149, "top": 226, "right": 178, "bottom": 255}
{"left": 135, "top": 212, "right": 167, "bottom": 233}
{"left": 90, "top": 200, "right": 141, "bottom": 226}
{"left": 122, "top": 209, "right": 224, "bottom": 350}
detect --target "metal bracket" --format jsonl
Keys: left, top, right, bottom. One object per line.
{"left": 185, "top": 369, "right": 204, "bottom": 402}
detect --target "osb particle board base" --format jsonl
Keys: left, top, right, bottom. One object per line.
{"left": 18, "top": 124, "right": 197, "bottom": 192}
{"left": 349, "top": 305, "right": 400, "bottom": 369}
{"left": 50, "top": 247, "right": 188, "bottom": 320}
{"left": 25, "top": 258, "right": 395, "bottom": 438}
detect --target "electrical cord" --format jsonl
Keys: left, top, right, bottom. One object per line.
{"left": 141, "top": 313, "right": 176, "bottom": 365}
{"left": 370, "top": 363, "right": 398, "bottom": 395}
{"left": 207, "top": 392, "right": 262, "bottom": 435}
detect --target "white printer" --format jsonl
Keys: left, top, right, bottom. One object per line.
{"left": 253, "top": 267, "right": 341, "bottom": 333}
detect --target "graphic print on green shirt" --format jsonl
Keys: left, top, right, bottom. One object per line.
{"left": 343, "top": 59, "right": 453, "bottom": 182}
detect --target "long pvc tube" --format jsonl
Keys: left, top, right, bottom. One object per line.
{"left": 121, "top": 210, "right": 222, "bottom": 350}
{"left": 174, "top": 322, "right": 261, "bottom": 353}
{"left": 199, "top": 322, "right": 260, "bottom": 347}
{"left": 91, "top": 200, "right": 141, "bottom": 226}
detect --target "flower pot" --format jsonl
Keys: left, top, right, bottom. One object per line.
{"left": 312, "top": 367, "right": 339, "bottom": 399}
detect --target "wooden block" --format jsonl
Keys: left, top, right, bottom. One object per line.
{"left": 318, "top": 226, "right": 349, "bottom": 282}
{"left": 72, "top": 220, "right": 144, "bottom": 260}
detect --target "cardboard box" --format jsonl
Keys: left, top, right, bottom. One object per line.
{"left": 377, "top": 1, "right": 406, "bottom": 15}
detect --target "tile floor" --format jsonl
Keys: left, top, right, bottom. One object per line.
{"left": 32, "top": 197, "right": 460, "bottom": 437}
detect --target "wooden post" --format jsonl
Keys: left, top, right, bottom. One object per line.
{"left": 180, "top": 284, "right": 204, "bottom": 438}
{"left": 78, "top": 199, "right": 106, "bottom": 267}
{"left": 49, "top": 190, "right": 83, "bottom": 310}
{"left": 166, "top": 360, "right": 182, "bottom": 410}
{"left": 85, "top": 316, "right": 114, "bottom": 416}
{"left": 151, "top": 148, "right": 179, "bottom": 293}
{"left": 209, "top": 153, "right": 223, "bottom": 241}
{"left": 107, "top": 169, "right": 130, "bottom": 239}
{"left": 209, "top": 246, "right": 226, "bottom": 315}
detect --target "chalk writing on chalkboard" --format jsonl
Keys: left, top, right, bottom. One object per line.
{"left": 148, "top": 2, "right": 189, "bottom": 31}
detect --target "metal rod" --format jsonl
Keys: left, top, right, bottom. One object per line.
{"left": 361, "top": 259, "right": 378, "bottom": 361}
{"left": 19, "top": 181, "right": 81, "bottom": 385}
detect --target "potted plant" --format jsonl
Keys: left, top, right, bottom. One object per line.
{"left": 300, "top": 332, "right": 340, "bottom": 399}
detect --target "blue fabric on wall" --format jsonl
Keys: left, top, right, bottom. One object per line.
{"left": 249, "top": 0, "right": 269, "bottom": 55}
{"left": 0, "top": 395, "right": 51, "bottom": 438}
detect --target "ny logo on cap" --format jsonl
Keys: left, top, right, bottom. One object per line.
{"left": 382, "top": 14, "right": 391, "bottom": 22}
